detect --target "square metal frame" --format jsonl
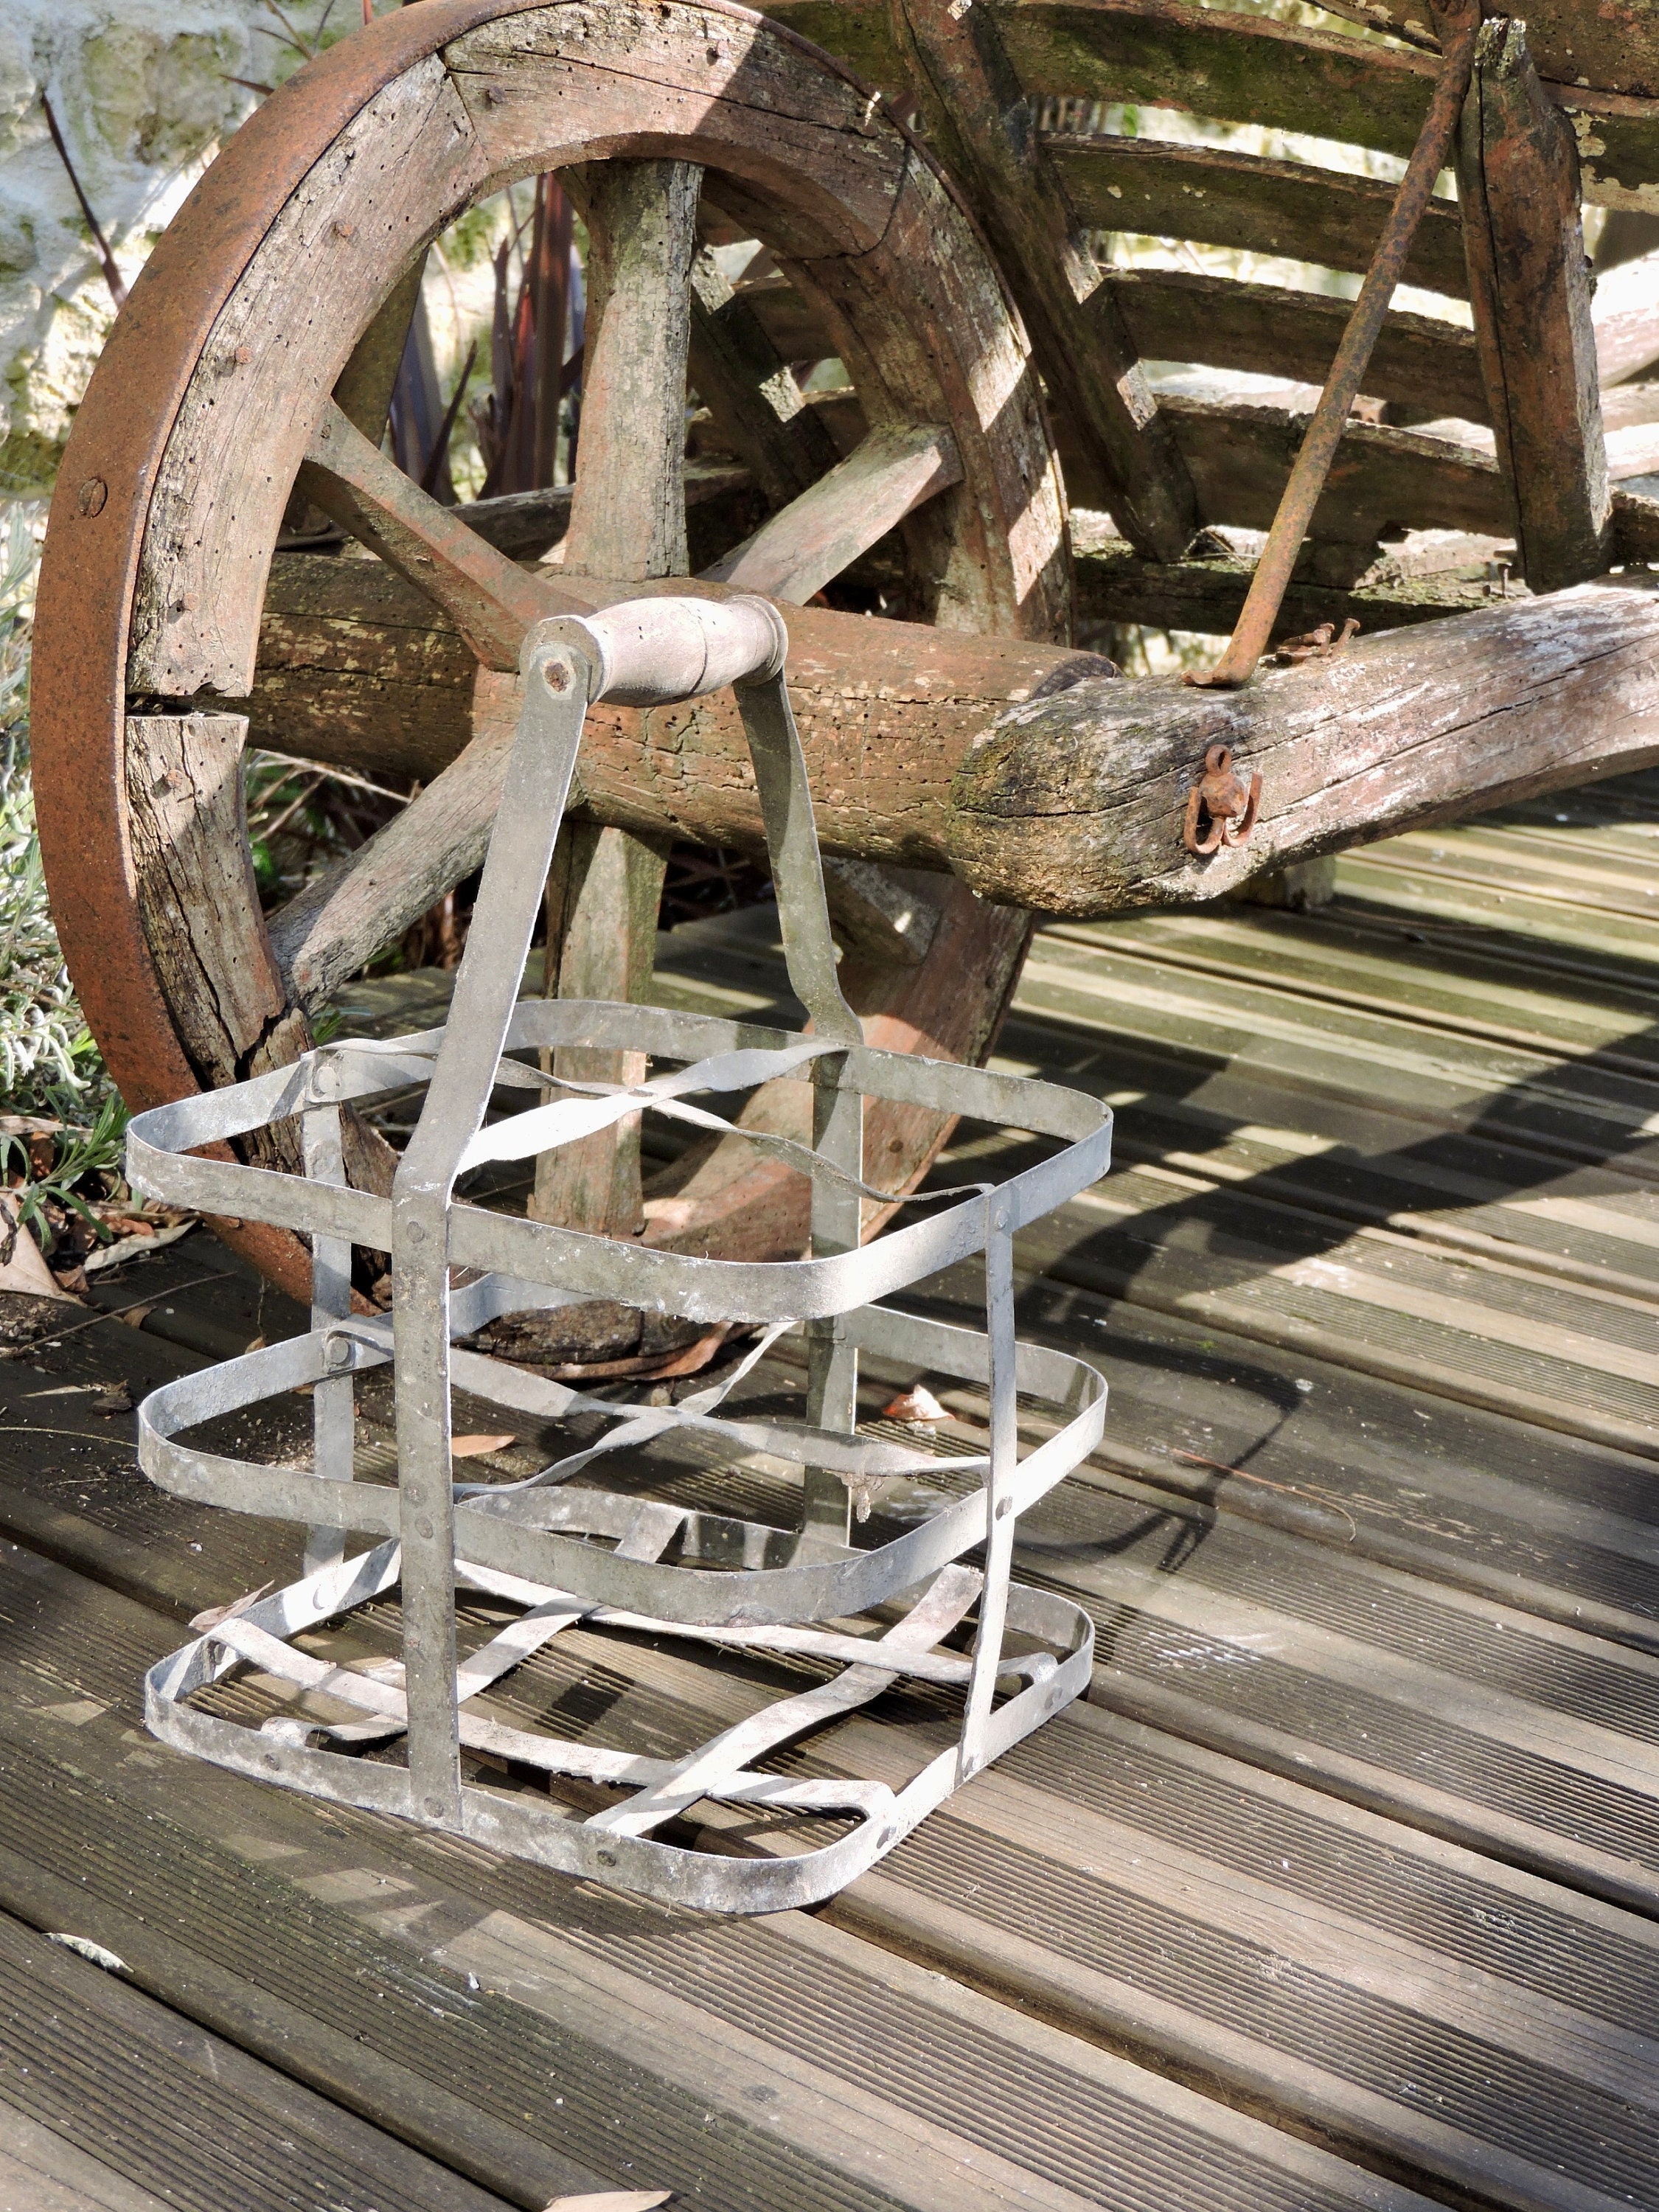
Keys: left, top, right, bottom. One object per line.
{"left": 127, "top": 602, "right": 1111, "bottom": 1912}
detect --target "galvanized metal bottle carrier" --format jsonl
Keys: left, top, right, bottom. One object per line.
{"left": 128, "top": 596, "right": 1111, "bottom": 1913}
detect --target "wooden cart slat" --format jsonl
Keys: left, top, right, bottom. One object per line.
{"left": 1047, "top": 136, "right": 1470, "bottom": 298}
{"left": 768, "top": 0, "right": 1659, "bottom": 201}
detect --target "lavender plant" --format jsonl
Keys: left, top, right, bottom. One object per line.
{"left": 0, "top": 503, "right": 118, "bottom": 1120}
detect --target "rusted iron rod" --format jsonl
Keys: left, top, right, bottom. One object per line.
{"left": 1187, "top": 0, "right": 1480, "bottom": 690}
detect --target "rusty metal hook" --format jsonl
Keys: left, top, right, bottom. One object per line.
{"left": 1273, "top": 617, "right": 1360, "bottom": 665}
{"left": 1183, "top": 743, "right": 1262, "bottom": 856}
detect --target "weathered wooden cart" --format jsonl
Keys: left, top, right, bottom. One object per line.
{"left": 29, "top": 0, "right": 1659, "bottom": 1332}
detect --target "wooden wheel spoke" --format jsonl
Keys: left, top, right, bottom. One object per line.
{"left": 535, "top": 159, "right": 702, "bottom": 1239}
{"left": 688, "top": 241, "right": 840, "bottom": 505}
{"left": 560, "top": 161, "right": 703, "bottom": 580}
{"left": 702, "top": 423, "right": 961, "bottom": 603}
{"left": 268, "top": 720, "right": 516, "bottom": 1009}
{"left": 297, "top": 401, "right": 569, "bottom": 668}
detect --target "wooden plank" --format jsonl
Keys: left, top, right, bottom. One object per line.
{"left": 945, "top": 579, "right": 1659, "bottom": 915}
{"left": 591, "top": 898, "right": 1659, "bottom": 1635}
{"left": 0, "top": 1717, "right": 714, "bottom": 2207}
{"left": 524, "top": 1593, "right": 1659, "bottom": 2186}
{"left": 1287, "top": 0, "right": 1659, "bottom": 114}
{"left": 888, "top": 0, "right": 1199, "bottom": 556}
{"left": 1105, "top": 268, "right": 1486, "bottom": 419}
{"left": 1158, "top": 397, "right": 1511, "bottom": 543}
{"left": 1051, "top": 137, "right": 1469, "bottom": 299}
{"left": 1368, "top": 815, "right": 1659, "bottom": 922}
{"left": 0, "top": 1552, "right": 1444, "bottom": 2212}
{"left": 1599, "top": 380, "right": 1659, "bottom": 435}
{"left": 0, "top": 1909, "right": 511, "bottom": 2212}
{"left": 535, "top": 161, "right": 698, "bottom": 1242}
{"left": 1004, "top": 918, "right": 1659, "bottom": 1203}
{"left": 349, "top": 796, "right": 1659, "bottom": 1615}
{"left": 0, "top": 2098, "right": 178, "bottom": 2212}
{"left": 0, "top": 1502, "right": 1628, "bottom": 2212}
{"left": 1072, "top": 525, "right": 1503, "bottom": 638}
{"left": 688, "top": 245, "right": 841, "bottom": 505}
{"left": 1018, "top": 1148, "right": 1659, "bottom": 1461}
{"left": 773, "top": 0, "right": 1659, "bottom": 208}
{"left": 1340, "top": 842, "right": 1659, "bottom": 967}
{"left": 704, "top": 424, "right": 963, "bottom": 601}
{"left": 24, "top": 1201, "right": 1659, "bottom": 2205}
{"left": 779, "top": 0, "right": 1440, "bottom": 159}
{"left": 1455, "top": 19, "right": 1610, "bottom": 592}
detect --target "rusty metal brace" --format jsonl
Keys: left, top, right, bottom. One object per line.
{"left": 1273, "top": 617, "right": 1362, "bottom": 665}
{"left": 1183, "top": 743, "right": 1262, "bottom": 855}
{"left": 1184, "top": 0, "right": 1481, "bottom": 691}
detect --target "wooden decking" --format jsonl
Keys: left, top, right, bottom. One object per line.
{"left": 5, "top": 776, "right": 1659, "bottom": 2211}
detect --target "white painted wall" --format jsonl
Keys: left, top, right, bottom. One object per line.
{"left": 0, "top": 1, "right": 332, "bottom": 492}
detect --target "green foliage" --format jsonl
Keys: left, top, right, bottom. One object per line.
{"left": 0, "top": 504, "right": 114, "bottom": 1117}
{"left": 0, "top": 503, "right": 136, "bottom": 1259}
{"left": 0, "top": 1084, "right": 129, "bottom": 1246}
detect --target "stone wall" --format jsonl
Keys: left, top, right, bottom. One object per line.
{"left": 0, "top": 1, "right": 332, "bottom": 493}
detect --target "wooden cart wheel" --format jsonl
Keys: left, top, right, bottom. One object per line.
{"left": 31, "top": 0, "right": 1072, "bottom": 1352}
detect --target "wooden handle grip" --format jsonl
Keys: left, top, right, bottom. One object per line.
{"left": 528, "top": 596, "right": 787, "bottom": 708}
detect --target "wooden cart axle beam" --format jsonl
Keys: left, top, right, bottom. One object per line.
{"left": 248, "top": 558, "right": 1659, "bottom": 932}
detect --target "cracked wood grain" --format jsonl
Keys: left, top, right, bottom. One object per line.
{"left": 1104, "top": 270, "right": 1486, "bottom": 422}
{"left": 946, "top": 580, "right": 1659, "bottom": 915}
{"left": 535, "top": 159, "right": 700, "bottom": 1239}
{"left": 126, "top": 714, "right": 392, "bottom": 1196}
{"left": 1455, "top": 18, "right": 1611, "bottom": 593}
{"left": 1051, "top": 136, "right": 1469, "bottom": 301}
{"left": 770, "top": 0, "right": 1659, "bottom": 206}
{"left": 887, "top": 0, "right": 1197, "bottom": 556}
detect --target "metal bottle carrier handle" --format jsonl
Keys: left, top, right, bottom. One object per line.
{"left": 127, "top": 596, "right": 1112, "bottom": 1914}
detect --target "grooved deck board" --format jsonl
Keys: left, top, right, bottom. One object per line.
{"left": 0, "top": 1907, "right": 512, "bottom": 2212}
{"left": 0, "top": 1540, "right": 1441, "bottom": 2212}
{"left": 0, "top": 1534, "right": 1634, "bottom": 2212}
{"left": 10, "top": 772, "right": 1659, "bottom": 2205}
